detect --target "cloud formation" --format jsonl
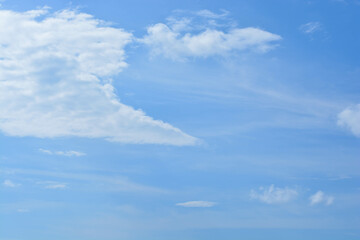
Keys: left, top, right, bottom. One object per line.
{"left": 141, "top": 10, "right": 281, "bottom": 60}
{"left": 300, "top": 22, "right": 322, "bottom": 34}
{"left": 250, "top": 185, "right": 298, "bottom": 204}
{"left": 176, "top": 200, "right": 216, "bottom": 207}
{"left": 39, "top": 148, "right": 85, "bottom": 157}
{"left": 338, "top": 104, "right": 360, "bottom": 137}
{"left": 0, "top": 8, "right": 197, "bottom": 145}
{"left": 3, "top": 179, "right": 20, "bottom": 187}
{"left": 309, "top": 191, "right": 334, "bottom": 206}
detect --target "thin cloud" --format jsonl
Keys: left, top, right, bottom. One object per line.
{"left": 36, "top": 180, "right": 68, "bottom": 189}
{"left": 0, "top": 8, "right": 197, "bottom": 146}
{"left": 3, "top": 179, "right": 21, "bottom": 187}
{"left": 300, "top": 22, "right": 322, "bottom": 34}
{"left": 45, "top": 183, "right": 67, "bottom": 189}
{"left": 39, "top": 148, "right": 86, "bottom": 157}
{"left": 250, "top": 185, "right": 298, "bottom": 204}
{"left": 195, "top": 9, "right": 229, "bottom": 19}
{"left": 176, "top": 201, "right": 216, "bottom": 207}
{"left": 2, "top": 168, "right": 165, "bottom": 193}
{"left": 17, "top": 209, "right": 30, "bottom": 213}
{"left": 309, "top": 191, "right": 334, "bottom": 206}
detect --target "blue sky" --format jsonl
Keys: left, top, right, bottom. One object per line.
{"left": 0, "top": 0, "right": 360, "bottom": 239}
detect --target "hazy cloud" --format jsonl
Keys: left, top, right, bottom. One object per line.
{"left": 3, "top": 179, "right": 21, "bottom": 187}
{"left": 300, "top": 22, "right": 322, "bottom": 34}
{"left": 45, "top": 183, "right": 67, "bottom": 189}
{"left": 250, "top": 185, "right": 298, "bottom": 204}
{"left": 309, "top": 191, "right": 334, "bottom": 206}
{"left": 176, "top": 200, "right": 216, "bottom": 207}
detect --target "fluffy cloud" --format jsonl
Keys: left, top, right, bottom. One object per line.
{"left": 250, "top": 185, "right": 298, "bottom": 204}
{"left": 176, "top": 200, "right": 216, "bottom": 207}
{"left": 39, "top": 148, "right": 85, "bottom": 157}
{"left": 338, "top": 104, "right": 360, "bottom": 137}
{"left": 0, "top": 8, "right": 197, "bottom": 145}
{"left": 3, "top": 179, "right": 21, "bottom": 187}
{"left": 309, "top": 191, "right": 334, "bottom": 206}
{"left": 141, "top": 10, "right": 281, "bottom": 60}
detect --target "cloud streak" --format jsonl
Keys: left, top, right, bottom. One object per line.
{"left": 39, "top": 148, "right": 85, "bottom": 157}
{"left": 176, "top": 200, "right": 216, "bottom": 207}
{"left": 3, "top": 179, "right": 21, "bottom": 187}
{"left": 300, "top": 22, "right": 322, "bottom": 34}
{"left": 0, "top": 8, "right": 197, "bottom": 145}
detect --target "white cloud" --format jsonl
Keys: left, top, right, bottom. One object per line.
{"left": 338, "top": 104, "right": 360, "bottom": 137}
{"left": 309, "top": 191, "right": 334, "bottom": 206}
{"left": 141, "top": 12, "right": 281, "bottom": 60}
{"left": 0, "top": 8, "right": 197, "bottom": 146}
{"left": 176, "top": 200, "right": 216, "bottom": 207}
{"left": 3, "top": 179, "right": 20, "bottom": 187}
{"left": 250, "top": 185, "right": 298, "bottom": 204}
{"left": 39, "top": 148, "right": 85, "bottom": 157}
{"left": 300, "top": 22, "right": 322, "bottom": 34}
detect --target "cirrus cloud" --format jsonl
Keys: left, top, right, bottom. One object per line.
{"left": 0, "top": 8, "right": 197, "bottom": 145}
{"left": 176, "top": 200, "right": 216, "bottom": 207}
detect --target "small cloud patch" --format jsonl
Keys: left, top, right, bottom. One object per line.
{"left": 309, "top": 191, "right": 334, "bottom": 206}
{"left": 39, "top": 148, "right": 85, "bottom": 157}
{"left": 250, "top": 184, "right": 298, "bottom": 204}
{"left": 176, "top": 200, "right": 216, "bottom": 207}
{"left": 300, "top": 22, "right": 322, "bottom": 34}
{"left": 3, "top": 179, "right": 21, "bottom": 187}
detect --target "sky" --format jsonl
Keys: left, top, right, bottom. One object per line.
{"left": 0, "top": 0, "right": 359, "bottom": 239}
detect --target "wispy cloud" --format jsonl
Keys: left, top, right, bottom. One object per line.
{"left": 141, "top": 10, "right": 281, "bottom": 60}
{"left": 250, "top": 185, "right": 298, "bottom": 204}
{"left": 0, "top": 8, "right": 197, "bottom": 146}
{"left": 45, "top": 183, "right": 67, "bottom": 189}
{"left": 195, "top": 9, "right": 229, "bottom": 19}
{"left": 36, "top": 180, "right": 68, "bottom": 189}
{"left": 300, "top": 22, "right": 322, "bottom": 34}
{"left": 176, "top": 200, "right": 216, "bottom": 207}
{"left": 17, "top": 208, "right": 30, "bottom": 213}
{"left": 3, "top": 179, "right": 21, "bottom": 187}
{"left": 309, "top": 191, "right": 334, "bottom": 206}
{"left": 39, "top": 148, "right": 86, "bottom": 157}
{"left": 338, "top": 104, "right": 360, "bottom": 137}
{"left": 2, "top": 168, "right": 165, "bottom": 193}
